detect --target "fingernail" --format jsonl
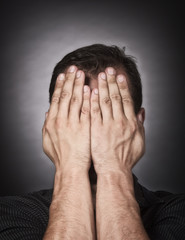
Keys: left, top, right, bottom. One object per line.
{"left": 76, "top": 70, "right": 81, "bottom": 78}
{"left": 117, "top": 75, "right": 124, "bottom": 83}
{"left": 107, "top": 67, "right": 115, "bottom": 75}
{"left": 100, "top": 72, "right": 106, "bottom": 80}
{"left": 84, "top": 85, "right": 88, "bottom": 93}
{"left": 68, "top": 65, "right": 75, "bottom": 72}
{"left": 58, "top": 73, "right": 65, "bottom": 81}
{"left": 94, "top": 89, "right": 98, "bottom": 95}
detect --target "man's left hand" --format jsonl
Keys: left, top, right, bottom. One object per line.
{"left": 90, "top": 67, "right": 145, "bottom": 175}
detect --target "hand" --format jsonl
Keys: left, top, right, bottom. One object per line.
{"left": 90, "top": 67, "right": 145, "bottom": 175}
{"left": 42, "top": 66, "right": 91, "bottom": 173}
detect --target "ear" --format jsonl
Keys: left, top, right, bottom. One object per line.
{"left": 136, "top": 107, "right": 145, "bottom": 125}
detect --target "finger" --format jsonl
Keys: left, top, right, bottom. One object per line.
{"left": 47, "top": 73, "right": 65, "bottom": 120}
{"left": 105, "top": 67, "right": 124, "bottom": 120}
{"left": 80, "top": 85, "right": 91, "bottom": 123}
{"left": 42, "top": 123, "right": 58, "bottom": 163}
{"left": 42, "top": 111, "right": 49, "bottom": 135}
{"left": 57, "top": 65, "right": 77, "bottom": 120}
{"left": 136, "top": 107, "right": 145, "bottom": 130}
{"left": 45, "top": 112, "right": 48, "bottom": 119}
{"left": 116, "top": 74, "right": 136, "bottom": 120}
{"left": 69, "top": 70, "right": 84, "bottom": 122}
{"left": 98, "top": 72, "right": 113, "bottom": 122}
{"left": 90, "top": 88, "right": 102, "bottom": 124}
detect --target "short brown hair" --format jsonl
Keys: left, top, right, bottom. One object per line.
{"left": 49, "top": 44, "right": 142, "bottom": 114}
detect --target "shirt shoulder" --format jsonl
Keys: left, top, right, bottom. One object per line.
{"left": 0, "top": 189, "right": 53, "bottom": 240}
{"left": 149, "top": 191, "right": 185, "bottom": 240}
{"left": 134, "top": 176, "right": 185, "bottom": 240}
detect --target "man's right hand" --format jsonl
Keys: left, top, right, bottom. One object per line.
{"left": 42, "top": 66, "right": 95, "bottom": 240}
{"left": 42, "top": 65, "right": 91, "bottom": 174}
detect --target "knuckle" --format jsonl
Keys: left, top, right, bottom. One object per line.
{"left": 117, "top": 119, "right": 126, "bottom": 130}
{"left": 101, "top": 96, "right": 111, "bottom": 105}
{"left": 81, "top": 106, "right": 90, "bottom": 114}
{"left": 122, "top": 96, "right": 132, "bottom": 104}
{"left": 51, "top": 95, "right": 60, "bottom": 103}
{"left": 129, "top": 121, "right": 137, "bottom": 133}
{"left": 92, "top": 106, "right": 100, "bottom": 114}
{"left": 60, "top": 90, "right": 70, "bottom": 99}
{"left": 110, "top": 94, "right": 121, "bottom": 102}
{"left": 71, "top": 95, "right": 79, "bottom": 103}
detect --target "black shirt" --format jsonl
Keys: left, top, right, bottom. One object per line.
{"left": 0, "top": 175, "right": 185, "bottom": 240}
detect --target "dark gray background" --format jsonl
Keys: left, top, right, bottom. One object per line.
{"left": 0, "top": 1, "right": 184, "bottom": 196}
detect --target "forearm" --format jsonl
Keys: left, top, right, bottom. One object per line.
{"left": 43, "top": 169, "right": 95, "bottom": 240}
{"left": 96, "top": 170, "right": 149, "bottom": 240}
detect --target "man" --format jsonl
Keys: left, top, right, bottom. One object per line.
{"left": 0, "top": 44, "right": 184, "bottom": 240}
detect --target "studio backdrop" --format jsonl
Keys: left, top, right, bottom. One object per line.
{"left": 0, "top": 1, "right": 184, "bottom": 196}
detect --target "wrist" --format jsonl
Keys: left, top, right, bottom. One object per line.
{"left": 52, "top": 168, "right": 90, "bottom": 198}
{"left": 55, "top": 157, "right": 90, "bottom": 176}
{"left": 56, "top": 166, "right": 89, "bottom": 176}
{"left": 93, "top": 156, "right": 134, "bottom": 176}
{"left": 97, "top": 169, "right": 135, "bottom": 194}
{"left": 96, "top": 165, "right": 133, "bottom": 179}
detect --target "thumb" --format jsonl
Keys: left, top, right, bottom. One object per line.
{"left": 45, "top": 112, "right": 48, "bottom": 120}
{"left": 137, "top": 113, "right": 143, "bottom": 123}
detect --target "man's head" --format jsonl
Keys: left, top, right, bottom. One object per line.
{"left": 49, "top": 44, "right": 143, "bottom": 115}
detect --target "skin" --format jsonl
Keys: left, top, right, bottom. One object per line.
{"left": 42, "top": 65, "right": 149, "bottom": 239}
{"left": 42, "top": 66, "right": 95, "bottom": 239}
